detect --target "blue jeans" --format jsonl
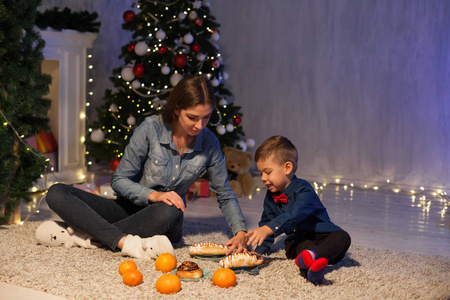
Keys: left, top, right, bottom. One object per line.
{"left": 46, "top": 183, "right": 183, "bottom": 250}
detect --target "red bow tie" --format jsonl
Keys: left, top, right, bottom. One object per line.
{"left": 272, "top": 193, "right": 288, "bottom": 204}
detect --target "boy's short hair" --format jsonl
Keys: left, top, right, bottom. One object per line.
{"left": 255, "top": 135, "right": 298, "bottom": 173}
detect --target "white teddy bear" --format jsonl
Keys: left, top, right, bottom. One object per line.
{"left": 35, "top": 220, "right": 100, "bottom": 249}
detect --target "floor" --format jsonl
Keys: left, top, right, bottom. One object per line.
{"left": 1, "top": 180, "right": 449, "bottom": 299}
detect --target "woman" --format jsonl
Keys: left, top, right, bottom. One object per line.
{"left": 43, "top": 75, "right": 248, "bottom": 258}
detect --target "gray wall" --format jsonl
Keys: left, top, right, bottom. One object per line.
{"left": 39, "top": 0, "right": 450, "bottom": 190}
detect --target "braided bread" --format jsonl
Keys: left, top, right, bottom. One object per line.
{"left": 189, "top": 242, "right": 230, "bottom": 256}
{"left": 219, "top": 251, "right": 264, "bottom": 268}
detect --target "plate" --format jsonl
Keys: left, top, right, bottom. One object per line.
{"left": 171, "top": 268, "right": 212, "bottom": 281}
{"left": 192, "top": 255, "right": 226, "bottom": 262}
{"left": 230, "top": 260, "right": 269, "bottom": 275}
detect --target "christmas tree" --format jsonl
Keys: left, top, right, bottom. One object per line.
{"left": 0, "top": 0, "right": 52, "bottom": 224}
{"left": 86, "top": 0, "right": 253, "bottom": 168}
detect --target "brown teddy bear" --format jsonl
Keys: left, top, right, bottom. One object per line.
{"left": 223, "top": 146, "right": 254, "bottom": 197}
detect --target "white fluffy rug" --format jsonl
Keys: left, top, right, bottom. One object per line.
{"left": 0, "top": 221, "right": 449, "bottom": 299}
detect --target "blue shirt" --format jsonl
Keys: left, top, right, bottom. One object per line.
{"left": 111, "top": 115, "right": 247, "bottom": 235}
{"left": 255, "top": 176, "right": 341, "bottom": 254}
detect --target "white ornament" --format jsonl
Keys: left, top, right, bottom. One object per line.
{"left": 196, "top": 53, "right": 206, "bottom": 61}
{"left": 193, "top": 0, "right": 202, "bottom": 9}
{"left": 237, "top": 141, "right": 248, "bottom": 152}
{"left": 183, "top": 33, "right": 194, "bottom": 44}
{"left": 226, "top": 123, "right": 234, "bottom": 132}
{"left": 131, "top": 80, "right": 141, "bottom": 89}
{"left": 211, "top": 32, "right": 220, "bottom": 41}
{"left": 178, "top": 12, "right": 186, "bottom": 20}
{"left": 90, "top": 129, "right": 104, "bottom": 143}
{"left": 127, "top": 115, "right": 136, "bottom": 126}
{"left": 216, "top": 125, "right": 226, "bottom": 135}
{"left": 161, "top": 65, "right": 171, "bottom": 75}
{"left": 223, "top": 72, "right": 229, "bottom": 80}
{"left": 109, "top": 103, "right": 119, "bottom": 113}
{"left": 211, "top": 78, "right": 219, "bottom": 87}
{"left": 246, "top": 138, "right": 255, "bottom": 148}
{"left": 155, "top": 29, "right": 166, "bottom": 40}
{"left": 189, "top": 11, "right": 198, "bottom": 20}
{"left": 170, "top": 73, "right": 183, "bottom": 86}
{"left": 218, "top": 99, "right": 228, "bottom": 106}
{"left": 121, "top": 67, "right": 135, "bottom": 82}
{"left": 134, "top": 41, "right": 148, "bottom": 56}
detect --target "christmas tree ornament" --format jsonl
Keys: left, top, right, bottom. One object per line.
{"left": 123, "top": 10, "right": 136, "bottom": 23}
{"left": 121, "top": 67, "right": 135, "bottom": 82}
{"left": 233, "top": 116, "right": 242, "bottom": 125}
{"left": 127, "top": 42, "right": 135, "bottom": 52}
{"left": 132, "top": 80, "right": 141, "bottom": 89}
{"left": 211, "top": 31, "right": 220, "bottom": 41}
{"left": 211, "top": 31, "right": 220, "bottom": 42}
{"left": 246, "top": 138, "right": 256, "bottom": 148}
{"left": 236, "top": 140, "right": 247, "bottom": 152}
{"left": 109, "top": 103, "right": 119, "bottom": 113}
{"left": 218, "top": 98, "right": 228, "bottom": 106}
{"left": 226, "top": 123, "right": 234, "bottom": 132}
{"left": 194, "top": 17, "right": 203, "bottom": 27}
{"left": 211, "top": 78, "right": 219, "bottom": 87}
{"left": 170, "top": 73, "right": 183, "bottom": 86}
{"left": 177, "top": 12, "right": 186, "bottom": 21}
{"left": 109, "top": 157, "right": 121, "bottom": 171}
{"left": 158, "top": 45, "right": 168, "bottom": 54}
{"left": 155, "top": 29, "right": 166, "bottom": 40}
{"left": 212, "top": 59, "right": 220, "bottom": 68}
{"left": 127, "top": 115, "right": 136, "bottom": 126}
{"left": 189, "top": 11, "right": 198, "bottom": 20}
{"left": 161, "top": 65, "right": 171, "bottom": 75}
{"left": 193, "top": 0, "right": 203, "bottom": 9}
{"left": 216, "top": 125, "right": 226, "bottom": 135}
{"left": 132, "top": 64, "right": 145, "bottom": 78}
{"left": 90, "top": 129, "right": 105, "bottom": 142}
{"left": 134, "top": 41, "right": 148, "bottom": 56}
{"left": 191, "top": 43, "right": 201, "bottom": 53}
{"left": 174, "top": 54, "right": 188, "bottom": 68}
{"left": 183, "top": 33, "right": 194, "bottom": 44}
{"left": 196, "top": 53, "right": 206, "bottom": 61}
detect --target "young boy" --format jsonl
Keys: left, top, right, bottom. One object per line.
{"left": 246, "top": 135, "right": 351, "bottom": 285}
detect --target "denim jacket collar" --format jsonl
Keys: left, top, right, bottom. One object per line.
{"left": 158, "top": 117, "right": 204, "bottom": 154}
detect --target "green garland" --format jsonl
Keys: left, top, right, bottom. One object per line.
{"left": 36, "top": 7, "right": 100, "bottom": 33}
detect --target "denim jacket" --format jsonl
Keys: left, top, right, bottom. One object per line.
{"left": 111, "top": 115, "right": 247, "bottom": 235}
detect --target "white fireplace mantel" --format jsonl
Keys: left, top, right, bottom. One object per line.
{"left": 36, "top": 29, "right": 97, "bottom": 189}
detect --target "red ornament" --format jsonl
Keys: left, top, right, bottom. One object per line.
{"left": 133, "top": 63, "right": 145, "bottom": 78}
{"left": 191, "top": 43, "right": 201, "bottom": 53}
{"left": 212, "top": 59, "right": 220, "bottom": 68}
{"left": 158, "top": 45, "right": 168, "bottom": 54}
{"left": 123, "top": 10, "right": 136, "bottom": 23}
{"left": 234, "top": 116, "right": 242, "bottom": 125}
{"left": 127, "top": 42, "right": 135, "bottom": 52}
{"left": 174, "top": 54, "right": 188, "bottom": 68}
{"left": 109, "top": 157, "right": 121, "bottom": 172}
{"left": 194, "top": 17, "right": 203, "bottom": 27}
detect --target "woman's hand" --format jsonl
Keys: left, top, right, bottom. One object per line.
{"left": 246, "top": 226, "right": 274, "bottom": 248}
{"left": 225, "top": 231, "right": 248, "bottom": 255}
{"left": 148, "top": 191, "right": 186, "bottom": 212}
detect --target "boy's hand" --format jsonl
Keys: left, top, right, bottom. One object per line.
{"left": 225, "top": 231, "right": 248, "bottom": 255}
{"left": 246, "top": 226, "right": 274, "bottom": 247}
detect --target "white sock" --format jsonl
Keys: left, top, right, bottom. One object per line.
{"left": 142, "top": 235, "right": 175, "bottom": 259}
{"left": 121, "top": 235, "right": 145, "bottom": 258}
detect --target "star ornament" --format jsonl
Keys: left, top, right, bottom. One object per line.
{"left": 193, "top": 0, "right": 202, "bottom": 9}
